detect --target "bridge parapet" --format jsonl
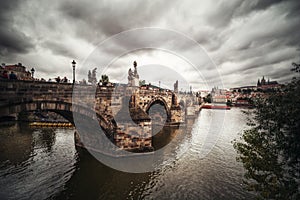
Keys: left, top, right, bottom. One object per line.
{"left": 0, "top": 80, "right": 73, "bottom": 106}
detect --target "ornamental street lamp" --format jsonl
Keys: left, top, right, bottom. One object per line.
{"left": 72, "top": 60, "right": 76, "bottom": 84}
{"left": 31, "top": 68, "right": 35, "bottom": 78}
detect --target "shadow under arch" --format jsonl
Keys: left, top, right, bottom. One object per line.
{"left": 145, "top": 97, "right": 171, "bottom": 122}
{"left": 0, "top": 100, "right": 117, "bottom": 144}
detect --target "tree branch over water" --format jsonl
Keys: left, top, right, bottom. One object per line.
{"left": 234, "top": 62, "right": 300, "bottom": 199}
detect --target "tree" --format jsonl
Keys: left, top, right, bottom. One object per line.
{"left": 203, "top": 93, "right": 212, "bottom": 103}
{"left": 139, "top": 79, "right": 146, "bottom": 86}
{"left": 234, "top": 63, "right": 300, "bottom": 199}
{"left": 99, "top": 74, "right": 109, "bottom": 86}
{"left": 226, "top": 99, "right": 232, "bottom": 106}
{"left": 291, "top": 62, "right": 300, "bottom": 73}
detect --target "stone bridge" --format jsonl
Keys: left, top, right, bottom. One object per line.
{"left": 0, "top": 80, "right": 185, "bottom": 151}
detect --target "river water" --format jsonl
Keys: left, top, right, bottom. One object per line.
{"left": 0, "top": 108, "right": 256, "bottom": 199}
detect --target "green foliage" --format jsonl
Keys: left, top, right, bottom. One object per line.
{"left": 99, "top": 74, "right": 109, "bottom": 86}
{"left": 139, "top": 79, "right": 146, "bottom": 86}
{"left": 204, "top": 93, "right": 212, "bottom": 103}
{"left": 242, "top": 88, "right": 253, "bottom": 94}
{"left": 226, "top": 99, "right": 232, "bottom": 106}
{"left": 234, "top": 64, "right": 300, "bottom": 199}
{"left": 291, "top": 62, "right": 300, "bottom": 73}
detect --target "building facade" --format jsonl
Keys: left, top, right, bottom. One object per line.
{"left": 1, "top": 63, "right": 33, "bottom": 80}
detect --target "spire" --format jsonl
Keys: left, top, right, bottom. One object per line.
{"left": 261, "top": 76, "right": 266, "bottom": 85}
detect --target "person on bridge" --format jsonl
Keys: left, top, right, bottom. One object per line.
{"left": 55, "top": 76, "right": 61, "bottom": 83}
{"left": 62, "top": 76, "right": 68, "bottom": 83}
{"left": 1, "top": 70, "right": 9, "bottom": 79}
{"left": 9, "top": 71, "right": 17, "bottom": 80}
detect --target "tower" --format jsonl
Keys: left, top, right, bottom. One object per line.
{"left": 261, "top": 76, "right": 266, "bottom": 85}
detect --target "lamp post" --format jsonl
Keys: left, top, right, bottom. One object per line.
{"left": 72, "top": 60, "right": 76, "bottom": 84}
{"left": 31, "top": 68, "right": 35, "bottom": 78}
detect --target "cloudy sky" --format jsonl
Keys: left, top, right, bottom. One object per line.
{"left": 1, "top": 0, "right": 300, "bottom": 90}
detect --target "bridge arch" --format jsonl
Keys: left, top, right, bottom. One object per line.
{"left": 0, "top": 100, "right": 113, "bottom": 130}
{"left": 1, "top": 101, "right": 69, "bottom": 120}
{"left": 145, "top": 97, "right": 171, "bottom": 122}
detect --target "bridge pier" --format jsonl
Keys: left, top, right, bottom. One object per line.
{"left": 114, "top": 122, "right": 153, "bottom": 152}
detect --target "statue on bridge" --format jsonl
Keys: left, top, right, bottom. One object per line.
{"left": 128, "top": 61, "right": 140, "bottom": 87}
{"left": 133, "top": 61, "right": 139, "bottom": 79}
{"left": 128, "top": 68, "right": 134, "bottom": 81}
{"left": 174, "top": 80, "right": 178, "bottom": 93}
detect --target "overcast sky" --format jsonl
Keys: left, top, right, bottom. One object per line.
{"left": 1, "top": 0, "right": 300, "bottom": 90}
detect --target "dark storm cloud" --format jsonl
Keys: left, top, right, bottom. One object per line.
{"left": 0, "top": 0, "right": 35, "bottom": 57}
{"left": 283, "top": 1, "right": 300, "bottom": 49}
{"left": 204, "top": 0, "right": 285, "bottom": 28}
{"left": 236, "top": 0, "right": 300, "bottom": 50}
{"left": 253, "top": 0, "right": 284, "bottom": 10}
{"left": 58, "top": 0, "right": 176, "bottom": 44}
{"left": 0, "top": 27, "right": 34, "bottom": 56}
{"left": 205, "top": 0, "right": 243, "bottom": 28}
{"left": 233, "top": 0, "right": 284, "bottom": 18}
{"left": 1, "top": 0, "right": 300, "bottom": 88}
{"left": 42, "top": 41, "right": 76, "bottom": 58}
{"left": 204, "top": 0, "right": 300, "bottom": 52}
{"left": 209, "top": 0, "right": 300, "bottom": 88}
{"left": 269, "top": 68, "right": 295, "bottom": 81}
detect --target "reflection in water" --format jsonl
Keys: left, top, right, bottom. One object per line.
{"left": 0, "top": 108, "right": 256, "bottom": 199}
{"left": 0, "top": 124, "right": 77, "bottom": 200}
{"left": 33, "top": 128, "right": 57, "bottom": 153}
{"left": 56, "top": 148, "right": 152, "bottom": 200}
{"left": 139, "top": 109, "right": 255, "bottom": 199}
{"left": 152, "top": 126, "right": 182, "bottom": 150}
{"left": 0, "top": 124, "right": 33, "bottom": 165}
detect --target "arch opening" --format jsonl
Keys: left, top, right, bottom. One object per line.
{"left": 146, "top": 99, "right": 170, "bottom": 138}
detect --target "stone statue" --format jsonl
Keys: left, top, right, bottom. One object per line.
{"left": 133, "top": 61, "right": 139, "bottom": 78}
{"left": 174, "top": 80, "right": 178, "bottom": 93}
{"left": 128, "top": 68, "right": 133, "bottom": 81}
{"left": 128, "top": 61, "right": 139, "bottom": 86}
